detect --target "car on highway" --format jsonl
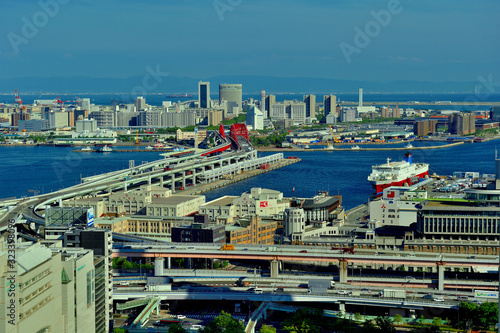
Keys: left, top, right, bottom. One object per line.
{"left": 361, "top": 288, "right": 372, "bottom": 293}
{"left": 337, "top": 290, "right": 348, "bottom": 295}
{"left": 422, "top": 294, "right": 434, "bottom": 300}
{"left": 177, "top": 315, "right": 186, "bottom": 319}
{"left": 433, "top": 297, "right": 444, "bottom": 302}
{"left": 299, "top": 250, "right": 307, "bottom": 253}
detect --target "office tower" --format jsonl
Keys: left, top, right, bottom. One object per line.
{"left": 246, "top": 105, "right": 264, "bottom": 130}
{"left": 219, "top": 84, "right": 242, "bottom": 116}
{"left": 265, "top": 94, "right": 276, "bottom": 118}
{"left": 359, "top": 88, "right": 363, "bottom": 107}
{"left": 198, "top": 81, "right": 210, "bottom": 108}
{"left": 261, "top": 90, "right": 266, "bottom": 116}
{"left": 323, "top": 94, "right": 337, "bottom": 118}
{"left": 135, "top": 96, "right": 146, "bottom": 111}
{"left": 303, "top": 94, "right": 316, "bottom": 118}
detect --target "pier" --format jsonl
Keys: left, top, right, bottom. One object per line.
{"left": 257, "top": 141, "right": 464, "bottom": 152}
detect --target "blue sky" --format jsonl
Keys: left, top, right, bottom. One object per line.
{"left": 1, "top": 0, "right": 499, "bottom": 82}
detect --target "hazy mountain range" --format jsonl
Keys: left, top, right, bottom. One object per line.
{"left": 0, "top": 75, "right": 479, "bottom": 95}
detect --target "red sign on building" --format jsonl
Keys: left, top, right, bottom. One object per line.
{"left": 260, "top": 201, "right": 268, "bottom": 207}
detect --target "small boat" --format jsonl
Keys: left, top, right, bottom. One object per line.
{"left": 81, "top": 146, "right": 92, "bottom": 151}
{"left": 304, "top": 145, "right": 310, "bottom": 149}
{"left": 98, "top": 145, "right": 113, "bottom": 152}
{"left": 145, "top": 146, "right": 154, "bottom": 150}
{"left": 351, "top": 146, "right": 360, "bottom": 150}
{"left": 405, "top": 143, "right": 413, "bottom": 149}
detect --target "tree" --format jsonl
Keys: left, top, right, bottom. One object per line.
{"left": 201, "top": 311, "right": 245, "bottom": 333}
{"left": 112, "top": 328, "right": 128, "bottom": 333}
{"left": 374, "top": 316, "right": 396, "bottom": 333}
{"left": 259, "top": 324, "right": 276, "bottom": 333}
{"left": 393, "top": 314, "right": 403, "bottom": 325}
{"left": 431, "top": 317, "right": 442, "bottom": 326}
{"left": 168, "top": 323, "right": 187, "bottom": 333}
{"left": 354, "top": 312, "right": 362, "bottom": 322}
{"left": 281, "top": 308, "right": 327, "bottom": 333}
{"left": 477, "top": 302, "right": 498, "bottom": 328}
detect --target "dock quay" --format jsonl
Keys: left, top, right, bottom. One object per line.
{"left": 257, "top": 141, "right": 464, "bottom": 152}
{"left": 182, "top": 157, "right": 301, "bottom": 196}
{"left": 72, "top": 149, "right": 165, "bottom": 153}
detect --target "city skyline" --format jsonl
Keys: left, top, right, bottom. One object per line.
{"left": 1, "top": 0, "right": 499, "bottom": 84}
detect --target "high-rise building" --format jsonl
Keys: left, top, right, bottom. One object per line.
{"left": 303, "top": 94, "right": 316, "bottom": 118}
{"left": 358, "top": 88, "right": 363, "bottom": 107}
{"left": 78, "top": 98, "right": 91, "bottom": 111}
{"left": 198, "top": 81, "right": 210, "bottom": 108}
{"left": 219, "top": 84, "right": 242, "bottom": 116}
{"left": 448, "top": 112, "right": 476, "bottom": 135}
{"left": 270, "top": 101, "right": 306, "bottom": 124}
{"left": 260, "top": 90, "right": 266, "bottom": 116}
{"left": 246, "top": 105, "right": 264, "bottom": 130}
{"left": 265, "top": 94, "right": 276, "bottom": 118}
{"left": 413, "top": 119, "right": 437, "bottom": 137}
{"left": 135, "top": 96, "right": 146, "bottom": 111}
{"left": 323, "top": 94, "right": 337, "bottom": 118}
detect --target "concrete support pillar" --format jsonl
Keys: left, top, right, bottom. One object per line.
{"left": 159, "top": 176, "right": 164, "bottom": 187}
{"left": 186, "top": 258, "right": 191, "bottom": 269}
{"left": 339, "top": 259, "right": 348, "bottom": 284}
{"left": 154, "top": 257, "right": 164, "bottom": 276}
{"left": 192, "top": 169, "right": 196, "bottom": 186}
{"left": 124, "top": 182, "right": 128, "bottom": 191}
{"left": 148, "top": 175, "right": 152, "bottom": 185}
{"left": 171, "top": 174, "right": 175, "bottom": 192}
{"left": 167, "top": 257, "right": 171, "bottom": 269}
{"left": 437, "top": 264, "right": 445, "bottom": 291}
{"left": 270, "top": 260, "right": 279, "bottom": 278}
{"left": 182, "top": 172, "right": 186, "bottom": 188}
{"left": 339, "top": 303, "right": 345, "bottom": 313}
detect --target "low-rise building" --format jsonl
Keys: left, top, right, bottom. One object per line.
{"left": 199, "top": 196, "right": 237, "bottom": 221}
{"left": 226, "top": 215, "right": 278, "bottom": 245}
{"left": 146, "top": 195, "right": 205, "bottom": 217}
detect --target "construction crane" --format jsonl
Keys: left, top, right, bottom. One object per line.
{"left": 14, "top": 90, "right": 25, "bottom": 111}
{"left": 328, "top": 125, "right": 341, "bottom": 143}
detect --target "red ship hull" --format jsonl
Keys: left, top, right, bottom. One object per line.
{"left": 373, "top": 170, "right": 429, "bottom": 193}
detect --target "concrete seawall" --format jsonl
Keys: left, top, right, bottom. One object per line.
{"left": 183, "top": 158, "right": 301, "bottom": 196}
{"left": 257, "top": 141, "right": 464, "bottom": 152}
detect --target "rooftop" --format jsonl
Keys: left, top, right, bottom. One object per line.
{"left": 202, "top": 196, "right": 237, "bottom": 207}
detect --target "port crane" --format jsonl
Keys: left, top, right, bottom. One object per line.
{"left": 14, "top": 90, "right": 25, "bottom": 111}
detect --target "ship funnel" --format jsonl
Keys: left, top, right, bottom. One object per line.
{"left": 404, "top": 152, "right": 412, "bottom": 165}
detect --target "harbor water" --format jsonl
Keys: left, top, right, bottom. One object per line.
{"left": 0, "top": 140, "right": 497, "bottom": 209}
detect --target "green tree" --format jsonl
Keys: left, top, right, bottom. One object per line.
{"left": 201, "top": 311, "right": 245, "bottom": 333}
{"left": 393, "top": 314, "right": 403, "bottom": 325}
{"left": 112, "top": 328, "right": 128, "bottom": 333}
{"left": 259, "top": 324, "right": 276, "bottom": 333}
{"left": 281, "top": 308, "right": 327, "bottom": 333}
{"left": 431, "top": 317, "right": 442, "bottom": 326}
{"left": 120, "top": 260, "right": 134, "bottom": 269}
{"left": 477, "top": 302, "right": 499, "bottom": 328}
{"left": 173, "top": 258, "right": 185, "bottom": 267}
{"left": 354, "top": 312, "right": 362, "bottom": 322}
{"left": 374, "top": 316, "right": 396, "bottom": 333}
{"left": 168, "top": 323, "right": 187, "bottom": 333}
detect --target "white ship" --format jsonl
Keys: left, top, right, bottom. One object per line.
{"left": 367, "top": 152, "right": 429, "bottom": 193}
{"left": 98, "top": 145, "right": 113, "bottom": 152}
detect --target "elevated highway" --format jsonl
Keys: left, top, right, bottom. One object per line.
{"left": 113, "top": 243, "right": 499, "bottom": 292}
{"left": 1, "top": 124, "right": 291, "bottom": 228}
